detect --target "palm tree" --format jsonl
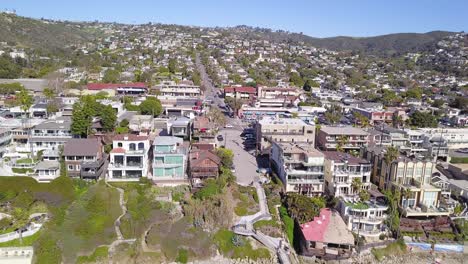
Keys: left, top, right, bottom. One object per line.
{"left": 337, "top": 135, "right": 349, "bottom": 153}
{"left": 17, "top": 89, "right": 33, "bottom": 118}
{"left": 43, "top": 87, "right": 55, "bottom": 101}
{"left": 401, "top": 188, "right": 412, "bottom": 208}
{"left": 383, "top": 146, "right": 399, "bottom": 186}
{"left": 351, "top": 178, "right": 363, "bottom": 195}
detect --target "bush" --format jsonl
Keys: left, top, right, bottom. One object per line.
{"left": 175, "top": 248, "right": 188, "bottom": 263}
{"left": 193, "top": 179, "right": 220, "bottom": 200}
{"left": 76, "top": 246, "right": 108, "bottom": 263}
{"left": 234, "top": 205, "right": 248, "bottom": 216}
{"left": 279, "top": 206, "right": 294, "bottom": 244}
{"left": 371, "top": 239, "right": 407, "bottom": 262}
{"left": 379, "top": 233, "right": 387, "bottom": 240}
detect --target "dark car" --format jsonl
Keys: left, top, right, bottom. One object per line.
{"left": 217, "top": 135, "right": 224, "bottom": 141}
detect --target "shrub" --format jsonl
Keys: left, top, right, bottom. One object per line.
{"left": 279, "top": 206, "right": 294, "bottom": 244}
{"left": 175, "top": 248, "right": 188, "bottom": 263}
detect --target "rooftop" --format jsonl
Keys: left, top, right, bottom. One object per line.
{"left": 35, "top": 160, "right": 60, "bottom": 170}
{"left": 300, "top": 208, "right": 354, "bottom": 245}
{"left": 323, "top": 151, "right": 369, "bottom": 165}
{"left": 320, "top": 126, "right": 368, "bottom": 135}
{"left": 113, "top": 134, "right": 149, "bottom": 141}
{"left": 278, "top": 143, "right": 324, "bottom": 157}
{"left": 153, "top": 136, "right": 183, "bottom": 146}
{"left": 259, "top": 116, "right": 311, "bottom": 126}
{"left": 63, "top": 138, "right": 101, "bottom": 156}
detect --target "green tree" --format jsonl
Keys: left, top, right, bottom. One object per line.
{"left": 95, "top": 91, "right": 109, "bottom": 99}
{"left": 351, "top": 178, "right": 363, "bottom": 195}
{"left": 284, "top": 193, "right": 325, "bottom": 224}
{"left": 17, "top": 89, "right": 33, "bottom": 118}
{"left": 303, "top": 79, "right": 319, "bottom": 91}
{"left": 216, "top": 148, "right": 234, "bottom": 168}
{"left": 208, "top": 107, "right": 226, "bottom": 127}
{"left": 409, "top": 111, "right": 438, "bottom": 128}
{"left": 102, "top": 69, "right": 120, "bottom": 83}
{"left": 289, "top": 72, "right": 304, "bottom": 87}
{"left": 43, "top": 87, "right": 55, "bottom": 100}
{"left": 71, "top": 103, "right": 91, "bottom": 137}
{"left": 97, "top": 105, "right": 117, "bottom": 132}
{"left": 139, "top": 97, "right": 162, "bottom": 117}
{"left": 405, "top": 87, "right": 423, "bottom": 99}
{"left": 0, "top": 54, "right": 22, "bottom": 78}
{"left": 336, "top": 135, "right": 349, "bottom": 153}
{"left": 168, "top": 58, "right": 177, "bottom": 74}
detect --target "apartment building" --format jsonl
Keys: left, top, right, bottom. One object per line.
{"left": 323, "top": 151, "right": 372, "bottom": 198}
{"left": 256, "top": 117, "right": 315, "bottom": 154}
{"left": 363, "top": 146, "right": 450, "bottom": 217}
{"left": 418, "top": 128, "right": 468, "bottom": 149}
{"left": 339, "top": 193, "right": 388, "bottom": 238}
{"left": 0, "top": 128, "right": 11, "bottom": 157}
{"left": 29, "top": 118, "right": 72, "bottom": 154}
{"left": 223, "top": 86, "right": 257, "bottom": 100}
{"left": 108, "top": 134, "right": 150, "bottom": 181}
{"left": 155, "top": 82, "right": 201, "bottom": 98}
{"left": 317, "top": 126, "right": 369, "bottom": 152}
{"left": 153, "top": 136, "right": 187, "bottom": 183}
{"left": 63, "top": 138, "right": 107, "bottom": 179}
{"left": 270, "top": 142, "right": 325, "bottom": 196}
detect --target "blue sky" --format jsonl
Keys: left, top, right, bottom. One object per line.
{"left": 2, "top": 0, "right": 467, "bottom": 37}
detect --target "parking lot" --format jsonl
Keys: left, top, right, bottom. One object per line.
{"left": 218, "top": 128, "right": 260, "bottom": 186}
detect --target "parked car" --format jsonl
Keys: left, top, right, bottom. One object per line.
{"left": 225, "top": 124, "right": 233, "bottom": 128}
{"left": 217, "top": 135, "right": 224, "bottom": 141}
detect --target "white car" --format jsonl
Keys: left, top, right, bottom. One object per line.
{"left": 225, "top": 124, "right": 234, "bottom": 128}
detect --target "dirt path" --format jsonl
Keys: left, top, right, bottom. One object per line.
{"left": 104, "top": 181, "right": 136, "bottom": 263}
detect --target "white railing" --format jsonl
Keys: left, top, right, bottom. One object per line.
{"left": 0, "top": 223, "right": 42, "bottom": 243}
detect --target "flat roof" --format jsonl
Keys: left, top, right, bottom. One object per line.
{"left": 320, "top": 126, "right": 368, "bottom": 135}
{"left": 323, "top": 151, "right": 369, "bottom": 165}
{"left": 259, "top": 117, "right": 310, "bottom": 126}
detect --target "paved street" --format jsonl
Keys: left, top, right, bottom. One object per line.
{"left": 197, "top": 53, "right": 260, "bottom": 186}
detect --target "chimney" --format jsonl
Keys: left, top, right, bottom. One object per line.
{"left": 124, "top": 136, "right": 128, "bottom": 140}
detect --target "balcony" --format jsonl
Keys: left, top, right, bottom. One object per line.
{"left": 31, "top": 133, "right": 71, "bottom": 137}
{"left": 263, "top": 131, "right": 304, "bottom": 136}
{"left": 126, "top": 149, "right": 145, "bottom": 155}
{"left": 287, "top": 177, "right": 323, "bottom": 184}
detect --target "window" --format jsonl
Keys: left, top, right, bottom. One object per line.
{"left": 76, "top": 165, "right": 81, "bottom": 170}
{"left": 415, "top": 167, "right": 423, "bottom": 176}
{"left": 129, "top": 143, "right": 136, "bottom": 151}
{"left": 138, "top": 142, "right": 144, "bottom": 150}
{"left": 68, "top": 165, "right": 74, "bottom": 171}
{"left": 397, "top": 168, "right": 404, "bottom": 177}
{"left": 406, "top": 166, "right": 413, "bottom": 177}
{"left": 117, "top": 142, "right": 123, "bottom": 147}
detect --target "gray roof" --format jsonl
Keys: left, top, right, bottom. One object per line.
{"left": 153, "top": 136, "right": 183, "bottom": 146}
{"left": 34, "top": 120, "right": 71, "bottom": 130}
{"left": 35, "top": 160, "right": 60, "bottom": 170}
{"left": 63, "top": 139, "right": 101, "bottom": 156}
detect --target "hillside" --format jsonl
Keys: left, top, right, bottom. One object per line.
{"left": 229, "top": 26, "right": 456, "bottom": 56}
{"left": 0, "top": 13, "right": 100, "bottom": 54}
{"left": 301, "top": 31, "right": 456, "bottom": 55}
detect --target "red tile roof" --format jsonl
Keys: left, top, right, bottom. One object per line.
{"left": 111, "top": 147, "right": 126, "bottom": 154}
{"left": 224, "top": 86, "right": 257, "bottom": 94}
{"left": 87, "top": 82, "right": 147, "bottom": 90}
{"left": 113, "top": 134, "right": 149, "bottom": 141}
{"left": 300, "top": 208, "right": 331, "bottom": 242}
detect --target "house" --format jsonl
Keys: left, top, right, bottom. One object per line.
{"left": 87, "top": 82, "right": 148, "bottom": 95}
{"left": 0, "top": 128, "right": 12, "bottom": 157}
{"left": 317, "top": 126, "right": 369, "bottom": 152}
{"left": 223, "top": 86, "right": 257, "bottom": 100}
{"left": 33, "top": 160, "right": 60, "bottom": 183}
{"left": 167, "top": 117, "right": 192, "bottom": 140}
{"left": 193, "top": 116, "right": 216, "bottom": 144}
{"left": 256, "top": 117, "right": 315, "bottom": 155}
{"left": 298, "top": 208, "right": 354, "bottom": 260}
{"left": 63, "top": 138, "right": 107, "bottom": 179}
{"left": 152, "top": 136, "right": 188, "bottom": 184}
{"left": 363, "top": 146, "right": 450, "bottom": 217}
{"left": 155, "top": 82, "right": 201, "bottom": 98}
{"left": 270, "top": 142, "right": 325, "bottom": 196}
{"left": 129, "top": 115, "right": 154, "bottom": 134}
{"left": 323, "top": 151, "right": 371, "bottom": 198}
{"left": 189, "top": 149, "right": 221, "bottom": 187}
{"left": 338, "top": 188, "right": 388, "bottom": 238}
{"left": 29, "top": 118, "right": 72, "bottom": 154}
{"left": 108, "top": 134, "right": 150, "bottom": 181}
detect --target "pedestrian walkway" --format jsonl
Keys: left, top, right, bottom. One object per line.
{"left": 232, "top": 179, "right": 292, "bottom": 264}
